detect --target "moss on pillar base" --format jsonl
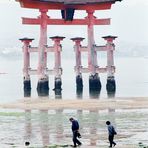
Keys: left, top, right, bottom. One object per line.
{"left": 53, "top": 77, "right": 62, "bottom": 90}
{"left": 23, "top": 79, "right": 31, "bottom": 97}
{"left": 89, "top": 90, "right": 100, "bottom": 99}
{"left": 54, "top": 89, "right": 62, "bottom": 99}
{"left": 76, "top": 75, "right": 83, "bottom": 91}
{"left": 37, "top": 79, "right": 49, "bottom": 96}
{"left": 53, "top": 78, "right": 62, "bottom": 99}
{"left": 106, "top": 76, "right": 116, "bottom": 93}
{"left": 24, "top": 79, "right": 31, "bottom": 91}
{"left": 24, "top": 90, "right": 31, "bottom": 97}
{"left": 89, "top": 73, "right": 101, "bottom": 92}
{"left": 76, "top": 88, "right": 83, "bottom": 98}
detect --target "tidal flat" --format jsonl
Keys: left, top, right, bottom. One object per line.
{"left": 0, "top": 97, "right": 148, "bottom": 147}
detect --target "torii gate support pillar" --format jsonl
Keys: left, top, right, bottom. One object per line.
{"left": 50, "top": 36, "right": 65, "bottom": 91}
{"left": 71, "top": 37, "right": 84, "bottom": 92}
{"left": 103, "top": 36, "right": 117, "bottom": 94}
{"left": 87, "top": 10, "right": 101, "bottom": 92}
{"left": 19, "top": 38, "right": 34, "bottom": 96}
{"left": 37, "top": 9, "right": 49, "bottom": 96}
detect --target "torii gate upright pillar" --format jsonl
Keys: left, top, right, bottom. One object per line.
{"left": 87, "top": 10, "right": 101, "bottom": 92}
{"left": 50, "top": 36, "right": 65, "bottom": 91}
{"left": 103, "top": 36, "right": 117, "bottom": 94}
{"left": 19, "top": 38, "right": 34, "bottom": 95}
{"left": 71, "top": 37, "right": 84, "bottom": 92}
{"left": 37, "top": 9, "right": 49, "bottom": 96}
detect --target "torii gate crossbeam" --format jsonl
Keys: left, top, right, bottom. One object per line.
{"left": 22, "top": 17, "right": 110, "bottom": 25}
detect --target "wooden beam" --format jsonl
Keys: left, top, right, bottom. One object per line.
{"left": 95, "top": 45, "right": 107, "bottom": 51}
{"left": 22, "top": 17, "right": 110, "bottom": 25}
{"left": 16, "top": 0, "right": 112, "bottom": 10}
{"left": 74, "top": 66, "right": 115, "bottom": 73}
{"left": 28, "top": 47, "right": 38, "bottom": 52}
{"left": 22, "top": 17, "right": 40, "bottom": 25}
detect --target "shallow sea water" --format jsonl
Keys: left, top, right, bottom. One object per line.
{"left": 0, "top": 108, "right": 148, "bottom": 147}
{"left": 0, "top": 57, "right": 148, "bottom": 102}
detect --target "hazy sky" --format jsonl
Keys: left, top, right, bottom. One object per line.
{"left": 0, "top": 0, "right": 148, "bottom": 47}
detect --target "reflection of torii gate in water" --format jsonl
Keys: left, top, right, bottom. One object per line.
{"left": 16, "top": 0, "right": 122, "bottom": 96}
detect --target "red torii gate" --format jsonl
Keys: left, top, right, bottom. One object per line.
{"left": 17, "top": 0, "right": 121, "bottom": 96}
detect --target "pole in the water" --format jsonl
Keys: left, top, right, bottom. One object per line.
{"left": 103, "top": 35, "right": 117, "bottom": 95}
{"left": 19, "top": 37, "right": 34, "bottom": 97}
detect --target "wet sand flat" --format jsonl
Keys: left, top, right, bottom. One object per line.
{"left": 0, "top": 97, "right": 148, "bottom": 110}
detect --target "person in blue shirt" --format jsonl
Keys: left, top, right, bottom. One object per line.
{"left": 69, "top": 117, "right": 82, "bottom": 147}
{"left": 106, "top": 121, "right": 117, "bottom": 147}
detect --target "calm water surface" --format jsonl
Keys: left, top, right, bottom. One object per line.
{"left": 0, "top": 57, "right": 148, "bottom": 102}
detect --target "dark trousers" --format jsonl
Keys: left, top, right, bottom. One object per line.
{"left": 73, "top": 131, "right": 81, "bottom": 146}
{"left": 109, "top": 135, "right": 116, "bottom": 147}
